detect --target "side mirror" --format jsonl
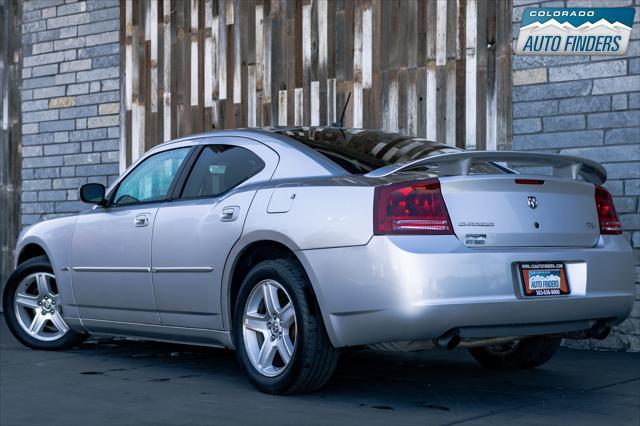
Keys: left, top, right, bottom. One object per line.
{"left": 79, "top": 183, "right": 107, "bottom": 205}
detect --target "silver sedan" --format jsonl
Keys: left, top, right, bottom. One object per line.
{"left": 3, "top": 127, "right": 634, "bottom": 394}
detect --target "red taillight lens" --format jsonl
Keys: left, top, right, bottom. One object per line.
{"left": 374, "top": 178, "right": 453, "bottom": 235}
{"left": 595, "top": 186, "right": 622, "bottom": 235}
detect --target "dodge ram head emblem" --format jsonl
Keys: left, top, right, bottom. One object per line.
{"left": 528, "top": 196, "right": 538, "bottom": 209}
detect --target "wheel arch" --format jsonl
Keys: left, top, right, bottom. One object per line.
{"left": 221, "top": 232, "right": 338, "bottom": 348}
{"left": 17, "top": 243, "right": 50, "bottom": 265}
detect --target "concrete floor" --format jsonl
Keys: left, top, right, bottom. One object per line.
{"left": 1, "top": 317, "right": 638, "bottom": 426}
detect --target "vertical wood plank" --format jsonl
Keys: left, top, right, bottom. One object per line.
{"left": 369, "top": 0, "right": 381, "bottom": 130}
{"left": 162, "top": 0, "right": 172, "bottom": 141}
{"left": 406, "top": 68, "right": 417, "bottom": 136}
{"left": 445, "top": 0, "right": 457, "bottom": 146}
{"left": 475, "top": 0, "right": 487, "bottom": 150}
{"left": 352, "top": 0, "right": 363, "bottom": 128}
{"left": 310, "top": 80, "right": 320, "bottom": 125}
{"left": 131, "top": 0, "right": 145, "bottom": 162}
{"left": 455, "top": 0, "right": 466, "bottom": 149}
{"left": 123, "top": 0, "right": 133, "bottom": 169}
{"left": 204, "top": 0, "right": 213, "bottom": 109}
{"left": 425, "top": 0, "right": 437, "bottom": 141}
{"left": 248, "top": 64, "right": 256, "bottom": 127}
{"left": 302, "top": 1, "right": 312, "bottom": 125}
{"left": 317, "top": 0, "right": 328, "bottom": 124}
{"left": 465, "top": 0, "right": 477, "bottom": 150}
{"left": 262, "top": 0, "right": 271, "bottom": 108}
{"left": 278, "top": 89, "right": 288, "bottom": 125}
{"left": 294, "top": 87, "right": 303, "bottom": 125}
{"left": 361, "top": 3, "right": 372, "bottom": 89}
{"left": 0, "top": 0, "right": 22, "bottom": 300}
{"left": 381, "top": 70, "right": 398, "bottom": 132}
{"left": 494, "top": 0, "right": 512, "bottom": 151}
{"left": 485, "top": 0, "right": 497, "bottom": 151}
{"left": 150, "top": 0, "right": 158, "bottom": 113}
{"left": 218, "top": 0, "right": 227, "bottom": 101}
{"left": 190, "top": 0, "right": 199, "bottom": 107}
{"left": 434, "top": 0, "right": 447, "bottom": 143}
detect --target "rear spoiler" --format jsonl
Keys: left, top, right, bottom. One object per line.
{"left": 365, "top": 151, "right": 607, "bottom": 185}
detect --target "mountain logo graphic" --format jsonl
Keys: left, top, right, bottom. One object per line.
{"left": 516, "top": 8, "right": 635, "bottom": 56}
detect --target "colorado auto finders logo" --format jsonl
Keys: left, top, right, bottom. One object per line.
{"left": 516, "top": 8, "right": 635, "bottom": 55}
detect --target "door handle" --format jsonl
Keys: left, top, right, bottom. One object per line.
{"left": 135, "top": 214, "right": 150, "bottom": 227}
{"left": 220, "top": 206, "right": 240, "bottom": 222}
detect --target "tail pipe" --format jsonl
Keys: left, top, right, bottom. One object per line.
{"left": 587, "top": 321, "right": 612, "bottom": 340}
{"left": 432, "top": 331, "right": 461, "bottom": 351}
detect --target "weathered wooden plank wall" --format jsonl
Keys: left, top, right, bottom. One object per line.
{"left": 0, "top": 0, "right": 22, "bottom": 296}
{"left": 120, "top": 0, "right": 512, "bottom": 167}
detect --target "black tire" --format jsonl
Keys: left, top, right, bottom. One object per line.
{"left": 233, "top": 258, "right": 339, "bottom": 394}
{"left": 468, "top": 336, "right": 561, "bottom": 370}
{"left": 3, "top": 256, "right": 87, "bottom": 350}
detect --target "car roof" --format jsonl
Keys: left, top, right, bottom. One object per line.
{"left": 153, "top": 126, "right": 456, "bottom": 166}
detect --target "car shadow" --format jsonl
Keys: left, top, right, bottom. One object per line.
{"left": 69, "top": 335, "right": 575, "bottom": 410}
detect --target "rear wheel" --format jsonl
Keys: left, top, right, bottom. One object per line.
{"left": 233, "top": 259, "right": 339, "bottom": 394}
{"left": 3, "top": 256, "right": 86, "bottom": 350}
{"left": 468, "top": 336, "right": 561, "bottom": 370}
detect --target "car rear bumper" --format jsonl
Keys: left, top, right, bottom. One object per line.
{"left": 298, "top": 235, "right": 635, "bottom": 347}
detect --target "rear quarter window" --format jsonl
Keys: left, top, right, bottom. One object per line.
{"left": 181, "top": 145, "right": 265, "bottom": 198}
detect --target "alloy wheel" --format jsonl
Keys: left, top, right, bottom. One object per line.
{"left": 13, "top": 272, "right": 69, "bottom": 341}
{"left": 242, "top": 279, "right": 297, "bottom": 377}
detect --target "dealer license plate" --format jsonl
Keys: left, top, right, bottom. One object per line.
{"left": 520, "top": 262, "right": 570, "bottom": 297}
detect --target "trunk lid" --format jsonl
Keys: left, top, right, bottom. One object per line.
{"left": 439, "top": 175, "right": 599, "bottom": 248}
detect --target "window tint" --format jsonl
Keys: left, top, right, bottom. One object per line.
{"left": 113, "top": 147, "right": 190, "bottom": 205}
{"left": 182, "top": 145, "right": 265, "bottom": 198}
{"left": 275, "top": 128, "right": 510, "bottom": 176}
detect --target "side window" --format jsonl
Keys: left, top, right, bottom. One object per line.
{"left": 181, "top": 145, "right": 265, "bottom": 198}
{"left": 113, "top": 147, "right": 190, "bottom": 205}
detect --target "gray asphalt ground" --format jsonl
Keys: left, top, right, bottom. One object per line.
{"left": 1, "top": 317, "right": 638, "bottom": 426}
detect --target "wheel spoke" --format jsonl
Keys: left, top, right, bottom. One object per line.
{"left": 279, "top": 303, "right": 295, "bottom": 327}
{"left": 15, "top": 293, "right": 40, "bottom": 309}
{"left": 261, "top": 283, "right": 279, "bottom": 317}
{"left": 50, "top": 312, "right": 69, "bottom": 334}
{"left": 277, "top": 337, "right": 293, "bottom": 364}
{"left": 29, "top": 313, "right": 47, "bottom": 335}
{"left": 257, "top": 339, "right": 277, "bottom": 369}
{"left": 244, "top": 313, "right": 269, "bottom": 334}
{"left": 35, "top": 273, "right": 50, "bottom": 296}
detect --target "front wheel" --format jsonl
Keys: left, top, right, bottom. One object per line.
{"left": 233, "top": 259, "right": 339, "bottom": 394}
{"left": 468, "top": 336, "right": 561, "bottom": 370}
{"left": 3, "top": 256, "right": 86, "bottom": 350}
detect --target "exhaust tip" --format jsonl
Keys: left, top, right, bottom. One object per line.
{"left": 447, "top": 334, "right": 461, "bottom": 350}
{"left": 590, "top": 326, "right": 611, "bottom": 340}
{"left": 433, "top": 332, "right": 461, "bottom": 350}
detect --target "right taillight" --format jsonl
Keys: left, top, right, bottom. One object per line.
{"left": 595, "top": 185, "right": 622, "bottom": 235}
{"left": 374, "top": 178, "right": 453, "bottom": 235}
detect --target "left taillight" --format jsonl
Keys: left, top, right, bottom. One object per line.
{"left": 373, "top": 178, "right": 453, "bottom": 235}
{"left": 595, "top": 185, "right": 622, "bottom": 235}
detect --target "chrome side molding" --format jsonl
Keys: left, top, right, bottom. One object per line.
{"left": 71, "top": 266, "right": 213, "bottom": 273}
{"left": 72, "top": 267, "right": 151, "bottom": 273}
{"left": 151, "top": 267, "right": 214, "bottom": 273}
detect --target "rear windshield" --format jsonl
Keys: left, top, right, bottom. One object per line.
{"left": 276, "top": 128, "right": 508, "bottom": 175}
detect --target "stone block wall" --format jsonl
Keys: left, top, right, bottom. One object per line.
{"left": 20, "top": 0, "right": 120, "bottom": 226}
{"left": 513, "top": 0, "right": 640, "bottom": 351}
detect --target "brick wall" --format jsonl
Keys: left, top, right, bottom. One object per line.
{"left": 20, "top": 0, "right": 120, "bottom": 226}
{"left": 513, "top": 0, "right": 640, "bottom": 351}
